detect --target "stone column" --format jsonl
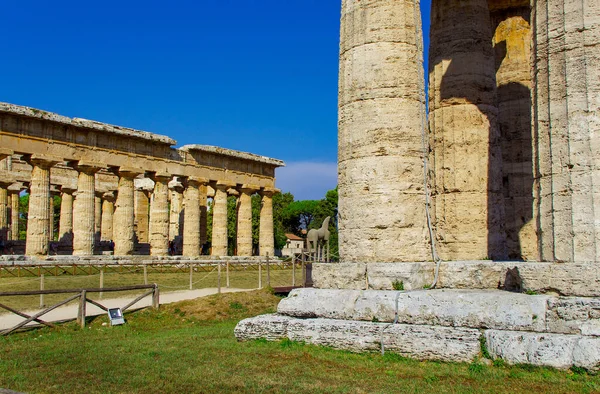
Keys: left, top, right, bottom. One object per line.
{"left": 134, "top": 188, "right": 150, "bottom": 244}
{"left": 48, "top": 194, "right": 56, "bottom": 242}
{"left": 9, "top": 188, "right": 20, "bottom": 241}
{"left": 429, "top": 0, "right": 505, "bottom": 260}
{"left": 94, "top": 192, "right": 102, "bottom": 245}
{"left": 25, "top": 156, "right": 59, "bottom": 256}
{"left": 338, "top": 0, "right": 430, "bottom": 263}
{"left": 58, "top": 187, "right": 76, "bottom": 245}
{"left": 168, "top": 179, "right": 184, "bottom": 253}
{"left": 211, "top": 182, "right": 231, "bottom": 256}
{"left": 532, "top": 0, "right": 600, "bottom": 262}
{"left": 112, "top": 168, "right": 141, "bottom": 255}
{"left": 0, "top": 183, "right": 8, "bottom": 242}
{"left": 259, "top": 188, "right": 276, "bottom": 257}
{"left": 72, "top": 164, "right": 102, "bottom": 256}
{"left": 237, "top": 186, "right": 256, "bottom": 256}
{"left": 101, "top": 192, "right": 115, "bottom": 242}
{"left": 149, "top": 174, "right": 170, "bottom": 256}
{"left": 490, "top": 1, "right": 536, "bottom": 260}
{"left": 199, "top": 182, "right": 208, "bottom": 248}
{"left": 182, "top": 177, "right": 204, "bottom": 256}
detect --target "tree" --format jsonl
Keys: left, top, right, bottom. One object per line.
{"left": 283, "top": 200, "right": 320, "bottom": 234}
{"left": 272, "top": 192, "right": 295, "bottom": 249}
{"left": 19, "top": 194, "right": 29, "bottom": 240}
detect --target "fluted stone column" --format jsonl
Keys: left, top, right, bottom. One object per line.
{"left": 73, "top": 164, "right": 101, "bottom": 255}
{"left": 113, "top": 169, "right": 140, "bottom": 255}
{"left": 338, "top": 0, "right": 430, "bottom": 263}
{"left": 101, "top": 192, "right": 115, "bottom": 242}
{"left": 94, "top": 192, "right": 102, "bottom": 245}
{"left": 429, "top": 0, "right": 505, "bottom": 260}
{"left": 149, "top": 174, "right": 170, "bottom": 256}
{"left": 25, "top": 157, "right": 59, "bottom": 256}
{"left": 134, "top": 189, "right": 150, "bottom": 244}
{"left": 532, "top": 0, "right": 600, "bottom": 262}
{"left": 58, "top": 187, "right": 75, "bottom": 245}
{"left": 211, "top": 182, "right": 231, "bottom": 256}
{"left": 48, "top": 194, "right": 56, "bottom": 242}
{"left": 182, "top": 177, "right": 203, "bottom": 256}
{"left": 237, "top": 186, "right": 256, "bottom": 256}
{"left": 0, "top": 183, "right": 9, "bottom": 242}
{"left": 259, "top": 189, "right": 275, "bottom": 257}
{"left": 9, "top": 189, "right": 20, "bottom": 241}
{"left": 199, "top": 182, "right": 208, "bottom": 248}
{"left": 168, "top": 180, "right": 184, "bottom": 253}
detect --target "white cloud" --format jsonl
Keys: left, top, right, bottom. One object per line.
{"left": 275, "top": 161, "right": 338, "bottom": 200}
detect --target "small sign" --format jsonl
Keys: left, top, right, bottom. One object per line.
{"left": 108, "top": 308, "right": 125, "bottom": 326}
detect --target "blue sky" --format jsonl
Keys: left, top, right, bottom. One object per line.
{"left": 2, "top": 0, "right": 430, "bottom": 200}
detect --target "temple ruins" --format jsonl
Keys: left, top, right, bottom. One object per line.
{"left": 236, "top": 0, "right": 600, "bottom": 370}
{"left": 0, "top": 102, "right": 283, "bottom": 258}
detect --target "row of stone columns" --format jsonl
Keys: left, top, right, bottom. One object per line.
{"left": 1, "top": 156, "right": 276, "bottom": 258}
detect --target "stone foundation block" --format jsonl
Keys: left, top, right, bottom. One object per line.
{"left": 366, "top": 262, "right": 433, "bottom": 290}
{"left": 485, "top": 330, "right": 600, "bottom": 371}
{"left": 546, "top": 298, "right": 600, "bottom": 336}
{"left": 313, "top": 262, "right": 367, "bottom": 289}
{"left": 279, "top": 288, "right": 550, "bottom": 332}
{"left": 235, "top": 314, "right": 481, "bottom": 363}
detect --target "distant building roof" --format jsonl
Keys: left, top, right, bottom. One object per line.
{"left": 285, "top": 233, "right": 304, "bottom": 241}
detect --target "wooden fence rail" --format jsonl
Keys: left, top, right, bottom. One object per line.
{"left": 0, "top": 284, "right": 159, "bottom": 336}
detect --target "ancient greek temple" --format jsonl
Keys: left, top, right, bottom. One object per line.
{"left": 237, "top": 0, "right": 600, "bottom": 370}
{"left": 0, "top": 103, "right": 283, "bottom": 257}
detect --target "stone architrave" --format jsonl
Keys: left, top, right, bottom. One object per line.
{"left": 182, "top": 177, "right": 206, "bottom": 256}
{"left": 112, "top": 168, "right": 142, "bottom": 256}
{"left": 168, "top": 179, "right": 184, "bottom": 251}
{"left": 237, "top": 185, "right": 258, "bottom": 256}
{"left": 25, "top": 156, "right": 61, "bottom": 256}
{"left": 338, "top": 0, "right": 431, "bottom": 263}
{"left": 429, "top": 0, "right": 505, "bottom": 260}
{"left": 8, "top": 186, "right": 21, "bottom": 241}
{"left": 72, "top": 162, "right": 103, "bottom": 256}
{"left": 0, "top": 183, "right": 9, "bottom": 242}
{"left": 211, "top": 181, "right": 232, "bottom": 256}
{"left": 101, "top": 192, "right": 116, "bottom": 242}
{"left": 532, "top": 0, "right": 600, "bottom": 262}
{"left": 58, "top": 187, "right": 76, "bottom": 245}
{"left": 149, "top": 174, "right": 171, "bottom": 256}
{"left": 259, "top": 188, "right": 276, "bottom": 257}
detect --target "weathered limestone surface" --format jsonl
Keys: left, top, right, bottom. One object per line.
{"left": 100, "top": 193, "right": 115, "bottom": 242}
{"left": 134, "top": 189, "right": 150, "bottom": 244}
{"left": 183, "top": 178, "right": 201, "bottom": 256}
{"left": 212, "top": 183, "right": 229, "bottom": 256}
{"left": 9, "top": 190, "right": 19, "bottom": 241}
{"left": 199, "top": 182, "right": 208, "bottom": 247}
{"left": 25, "top": 159, "right": 55, "bottom": 256}
{"left": 237, "top": 188, "right": 254, "bottom": 256}
{"left": 337, "top": 0, "right": 430, "bottom": 263}
{"left": 532, "top": 0, "right": 600, "bottom": 262}
{"left": 259, "top": 190, "right": 275, "bottom": 256}
{"left": 73, "top": 168, "right": 98, "bottom": 255}
{"left": 168, "top": 180, "right": 184, "bottom": 247}
{"left": 235, "top": 314, "right": 481, "bottom": 363}
{"left": 149, "top": 176, "right": 170, "bottom": 256}
{"left": 0, "top": 184, "right": 8, "bottom": 241}
{"left": 313, "top": 261, "right": 600, "bottom": 297}
{"left": 58, "top": 188, "right": 75, "bottom": 244}
{"left": 94, "top": 193, "right": 102, "bottom": 245}
{"left": 486, "top": 330, "right": 600, "bottom": 370}
{"left": 113, "top": 171, "right": 137, "bottom": 255}
{"left": 429, "top": 0, "right": 505, "bottom": 260}
{"left": 546, "top": 298, "right": 600, "bottom": 336}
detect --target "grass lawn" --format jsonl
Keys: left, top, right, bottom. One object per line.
{"left": 0, "top": 290, "right": 598, "bottom": 394}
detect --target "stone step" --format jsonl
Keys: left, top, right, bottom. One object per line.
{"left": 277, "top": 288, "right": 600, "bottom": 335}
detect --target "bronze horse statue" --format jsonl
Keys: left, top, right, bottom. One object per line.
{"left": 306, "top": 216, "right": 330, "bottom": 262}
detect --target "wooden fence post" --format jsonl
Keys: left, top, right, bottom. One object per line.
{"left": 266, "top": 254, "right": 270, "bottom": 288}
{"left": 39, "top": 274, "right": 45, "bottom": 308}
{"left": 189, "top": 264, "right": 193, "bottom": 290}
{"left": 258, "top": 260, "right": 262, "bottom": 289}
{"left": 144, "top": 265, "right": 148, "bottom": 285}
{"left": 217, "top": 262, "right": 222, "bottom": 294}
{"left": 302, "top": 252, "right": 306, "bottom": 287}
{"left": 77, "top": 290, "right": 87, "bottom": 328}
{"left": 292, "top": 255, "right": 296, "bottom": 287}
{"left": 152, "top": 285, "right": 159, "bottom": 310}
{"left": 226, "top": 262, "right": 230, "bottom": 288}
{"left": 99, "top": 267, "right": 104, "bottom": 299}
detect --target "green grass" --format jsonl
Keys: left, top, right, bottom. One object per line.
{"left": 0, "top": 290, "right": 599, "bottom": 394}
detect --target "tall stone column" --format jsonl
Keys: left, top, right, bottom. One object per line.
{"left": 94, "top": 192, "right": 102, "bottom": 245}
{"left": 237, "top": 186, "right": 256, "bottom": 256}
{"left": 72, "top": 164, "right": 102, "bottom": 256}
{"left": 25, "top": 156, "right": 59, "bottom": 256}
{"left": 532, "top": 0, "right": 600, "bottom": 262}
{"left": 338, "top": 0, "right": 430, "bottom": 263}
{"left": 9, "top": 188, "right": 20, "bottom": 241}
{"left": 168, "top": 179, "right": 184, "bottom": 253}
{"left": 428, "top": 0, "right": 505, "bottom": 260}
{"left": 259, "top": 188, "right": 276, "bottom": 257}
{"left": 134, "top": 188, "right": 150, "bottom": 244}
{"left": 0, "top": 183, "right": 9, "bottom": 242}
{"left": 149, "top": 174, "right": 170, "bottom": 256}
{"left": 48, "top": 194, "right": 56, "bottom": 242}
{"left": 101, "top": 192, "right": 115, "bottom": 242}
{"left": 199, "top": 182, "right": 208, "bottom": 248}
{"left": 211, "top": 182, "right": 231, "bottom": 256}
{"left": 58, "top": 187, "right": 76, "bottom": 245}
{"left": 182, "top": 177, "right": 204, "bottom": 256}
{"left": 112, "top": 168, "right": 140, "bottom": 256}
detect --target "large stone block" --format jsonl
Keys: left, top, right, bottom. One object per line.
{"left": 485, "top": 330, "right": 600, "bottom": 371}
{"left": 366, "top": 262, "right": 433, "bottom": 290}
{"left": 313, "top": 262, "right": 367, "bottom": 289}
{"left": 234, "top": 314, "right": 290, "bottom": 341}
{"left": 546, "top": 298, "right": 600, "bottom": 336}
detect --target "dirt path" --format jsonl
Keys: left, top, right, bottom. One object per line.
{"left": 0, "top": 287, "right": 254, "bottom": 330}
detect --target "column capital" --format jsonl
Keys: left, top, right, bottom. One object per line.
{"left": 109, "top": 166, "right": 143, "bottom": 178}
{"left": 211, "top": 180, "right": 235, "bottom": 191}
{"left": 25, "top": 154, "right": 63, "bottom": 169}
{"left": 8, "top": 182, "right": 25, "bottom": 193}
{"left": 60, "top": 186, "right": 77, "bottom": 195}
{"left": 149, "top": 172, "right": 172, "bottom": 183}
{"left": 0, "top": 148, "right": 13, "bottom": 161}
{"left": 259, "top": 187, "right": 279, "bottom": 197}
{"left": 186, "top": 176, "right": 209, "bottom": 187}
{"left": 239, "top": 184, "right": 260, "bottom": 194}
{"left": 102, "top": 191, "right": 116, "bottom": 202}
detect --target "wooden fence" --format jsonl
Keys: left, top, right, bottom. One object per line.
{"left": 0, "top": 284, "right": 159, "bottom": 336}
